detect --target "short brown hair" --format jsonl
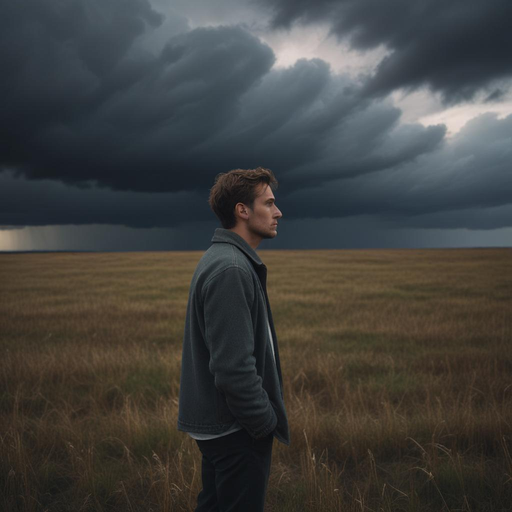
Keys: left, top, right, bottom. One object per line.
{"left": 209, "top": 167, "right": 278, "bottom": 229}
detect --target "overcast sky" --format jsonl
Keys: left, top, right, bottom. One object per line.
{"left": 1, "top": 0, "right": 511, "bottom": 251}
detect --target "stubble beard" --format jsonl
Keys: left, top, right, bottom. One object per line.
{"left": 249, "top": 224, "right": 277, "bottom": 240}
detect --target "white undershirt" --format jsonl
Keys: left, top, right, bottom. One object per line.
{"left": 187, "top": 319, "right": 276, "bottom": 441}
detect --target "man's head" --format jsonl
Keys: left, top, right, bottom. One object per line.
{"left": 209, "top": 167, "right": 282, "bottom": 247}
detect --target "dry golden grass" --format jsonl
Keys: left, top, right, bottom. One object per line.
{"left": 1, "top": 249, "right": 511, "bottom": 511}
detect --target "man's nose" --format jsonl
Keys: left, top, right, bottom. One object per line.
{"left": 274, "top": 206, "right": 283, "bottom": 219}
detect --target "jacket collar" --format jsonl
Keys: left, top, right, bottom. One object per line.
{"left": 211, "top": 228, "right": 264, "bottom": 267}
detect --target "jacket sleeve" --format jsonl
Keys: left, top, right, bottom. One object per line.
{"left": 202, "top": 266, "right": 277, "bottom": 439}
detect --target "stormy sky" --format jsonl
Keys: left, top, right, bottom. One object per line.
{"left": 1, "top": 0, "right": 511, "bottom": 250}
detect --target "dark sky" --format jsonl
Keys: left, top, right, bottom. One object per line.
{"left": 1, "top": 0, "right": 511, "bottom": 250}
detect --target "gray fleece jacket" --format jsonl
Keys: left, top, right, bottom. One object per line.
{"left": 177, "top": 228, "right": 290, "bottom": 445}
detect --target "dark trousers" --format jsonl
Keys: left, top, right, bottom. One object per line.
{"left": 195, "top": 428, "right": 274, "bottom": 512}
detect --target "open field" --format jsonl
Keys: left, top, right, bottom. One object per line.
{"left": 1, "top": 248, "right": 511, "bottom": 511}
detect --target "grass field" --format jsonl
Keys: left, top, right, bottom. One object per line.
{"left": 1, "top": 248, "right": 511, "bottom": 511}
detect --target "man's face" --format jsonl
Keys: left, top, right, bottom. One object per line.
{"left": 246, "top": 183, "right": 283, "bottom": 240}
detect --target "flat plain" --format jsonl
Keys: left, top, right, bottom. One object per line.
{"left": 1, "top": 248, "right": 511, "bottom": 511}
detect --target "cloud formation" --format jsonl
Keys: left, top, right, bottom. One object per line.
{"left": 0, "top": 0, "right": 447, "bottom": 194}
{"left": 281, "top": 113, "right": 512, "bottom": 222}
{"left": 1, "top": 0, "right": 275, "bottom": 191}
{"left": 3, "top": 113, "right": 510, "bottom": 231}
{"left": 0, "top": 171, "right": 209, "bottom": 227}
{"left": 1, "top": 0, "right": 511, "bottom": 247}
{"left": 259, "top": 0, "right": 512, "bottom": 102}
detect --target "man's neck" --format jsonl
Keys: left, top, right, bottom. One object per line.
{"left": 229, "top": 225, "right": 261, "bottom": 250}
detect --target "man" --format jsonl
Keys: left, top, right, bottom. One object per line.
{"left": 178, "top": 167, "right": 290, "bottom": 512}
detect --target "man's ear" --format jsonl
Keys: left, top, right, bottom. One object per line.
{"left": 234, "top": 202, "right": 250, "bottom": 221}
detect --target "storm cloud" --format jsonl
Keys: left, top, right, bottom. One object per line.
{"left": 1, "top": 0, "right": 448, "bottom": 193}
{"left": 1, "top": 0, "right": 511, "bottom": 248}
{"left": 259, "top": 0, "right": 512, "bottom": 102}
{"left": 3, "top": 112, "right": 510, "bottom": 231}
{"left": 0, "top": 171, "right": 209, "bottom": 227}
{"left": 1, "top": 1, "right": 274, "bottom": 191}
{"left": 280, "top": 113, "right": 512, "bottom": 223}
